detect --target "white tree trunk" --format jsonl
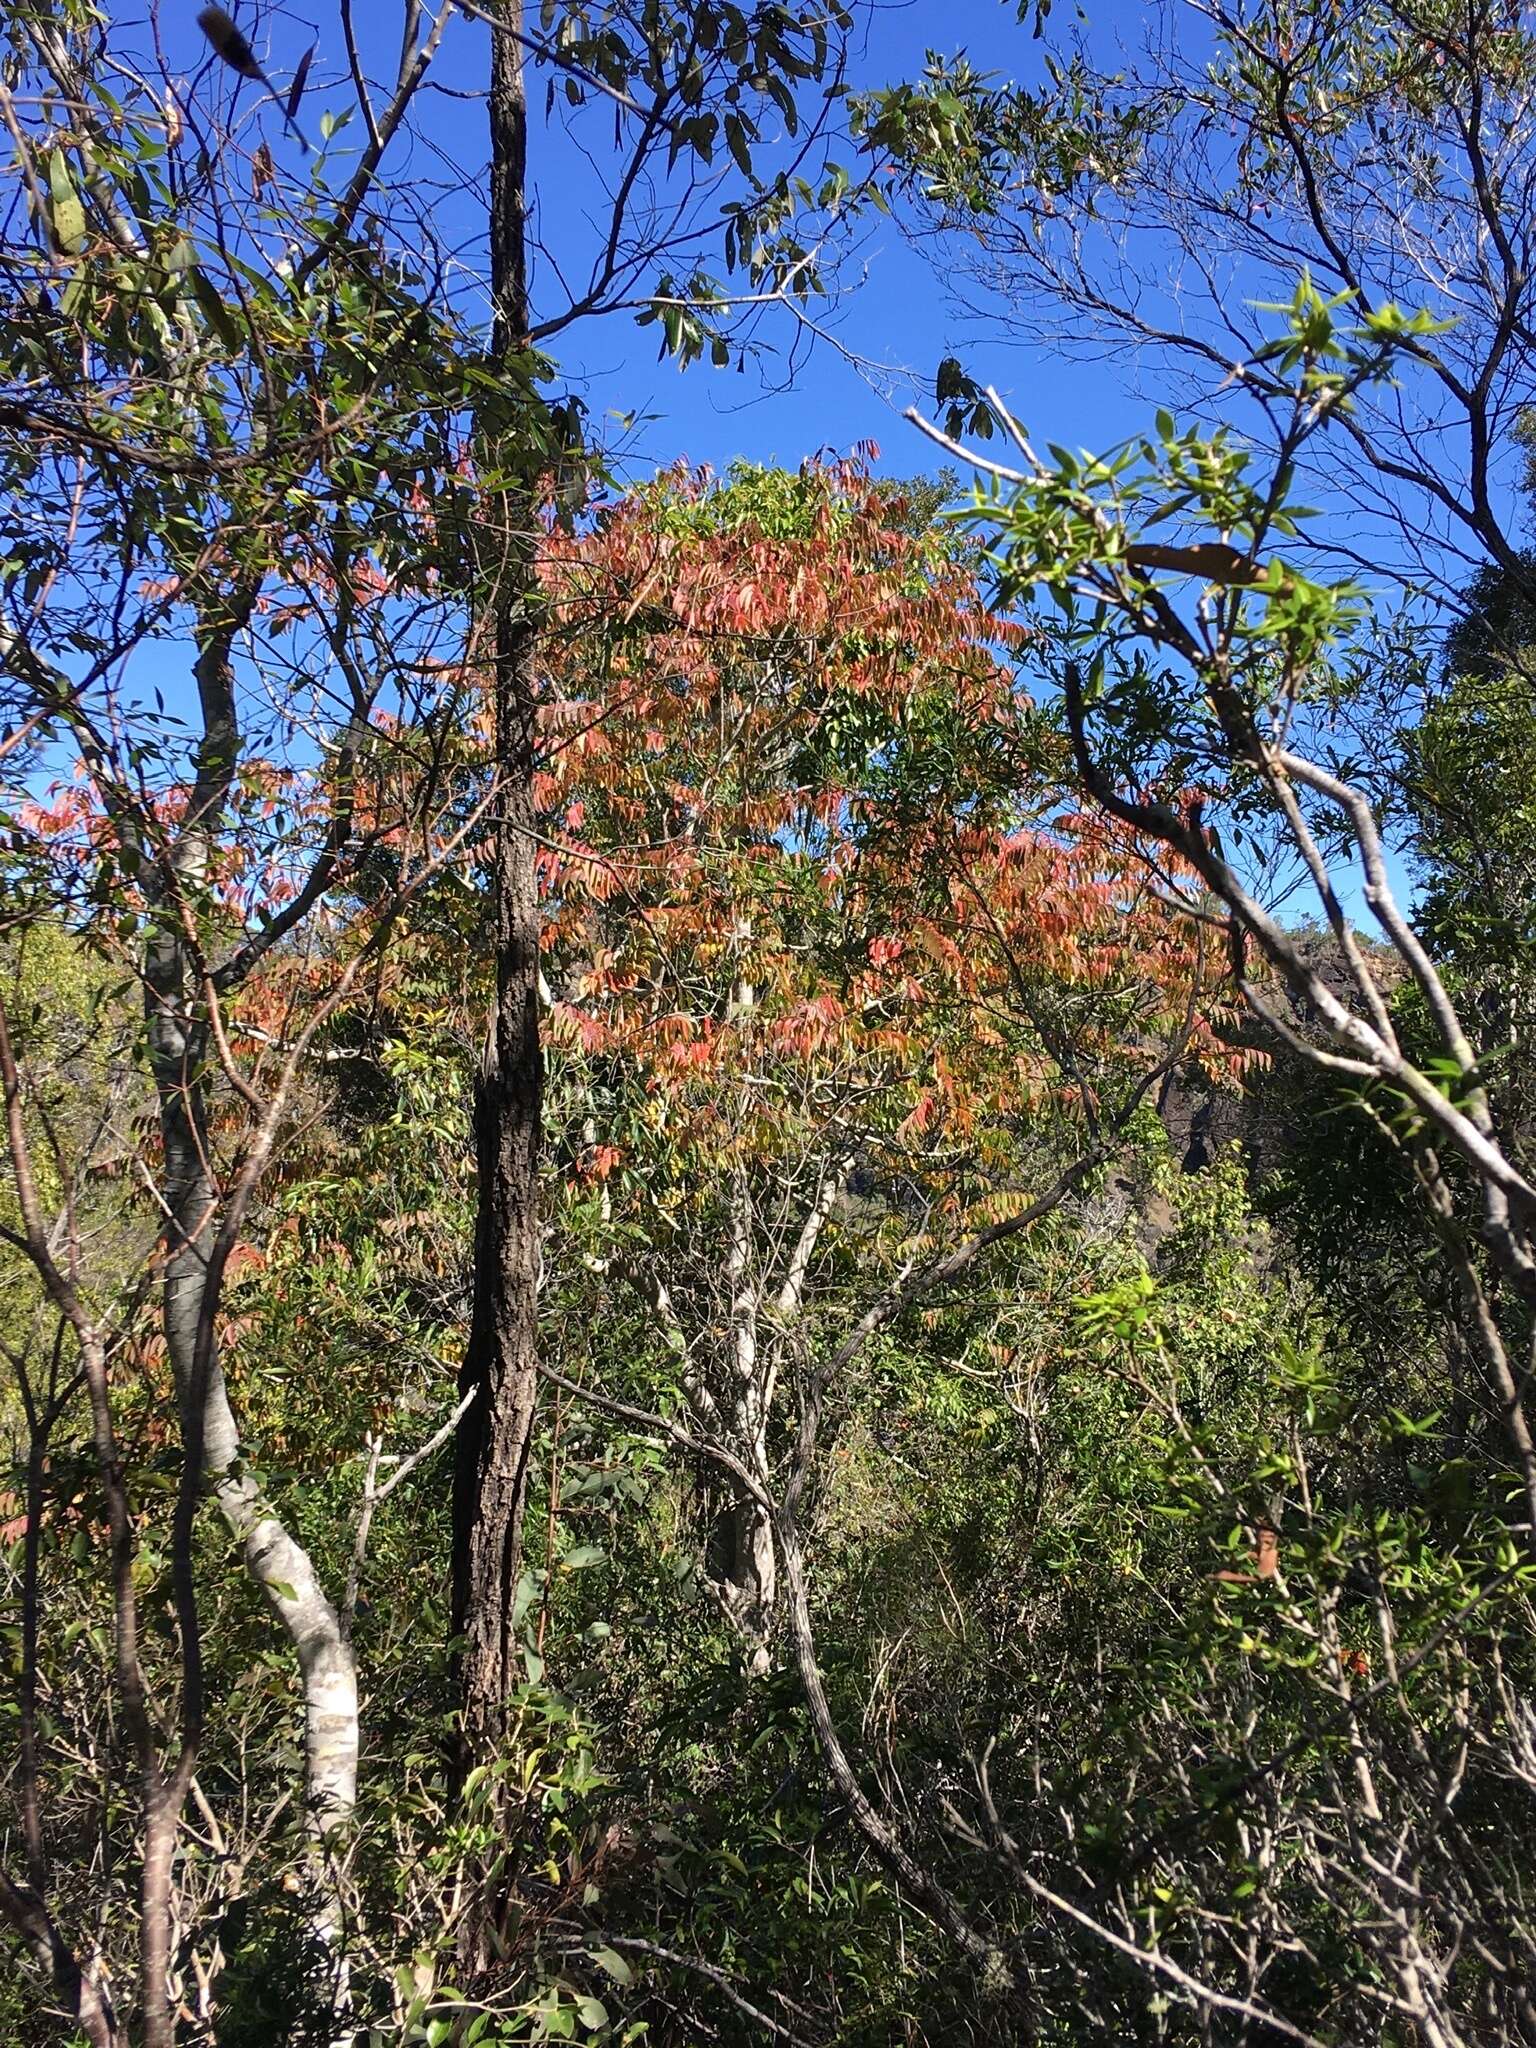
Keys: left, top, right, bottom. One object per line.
{"left": 152, "top": 968, "right": 358, "bottom": 1974}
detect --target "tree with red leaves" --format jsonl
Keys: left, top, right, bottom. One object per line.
{"left": 527, "top": 459, "right": 1228, "bottom": 1705}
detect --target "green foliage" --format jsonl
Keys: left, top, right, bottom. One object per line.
{"left": 855, "top": 45, "right": 1152, "bottom": 223}
{"left": 6, "top": 0, "right": 1536, "bottom": 2008}
{"left": 1407, "top": 606, "right": 1536, "bottom": 970}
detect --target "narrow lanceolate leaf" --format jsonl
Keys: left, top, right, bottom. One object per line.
{"left": 188, "top": 265, "right": 243, "bottom": 351}
{"left": 47, "top": 149, "right": 87, "bottom": 255}
{"left": 286, "top": 44, "right": 316, "bottom": 124}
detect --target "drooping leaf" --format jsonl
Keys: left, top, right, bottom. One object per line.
{"left": 47, "top": 150, "right": 87, "bottom": 255}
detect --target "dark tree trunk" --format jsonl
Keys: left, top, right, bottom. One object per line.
{"left": 452, "top": 1, "right": 542, "bottom": 1770}
{"left": 452, "top": 635, "right": 541, "bottom": 1753}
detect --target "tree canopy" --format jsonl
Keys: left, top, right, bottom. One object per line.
{"left": 5, "top": 4, "right": 1536, "bottom": 2046}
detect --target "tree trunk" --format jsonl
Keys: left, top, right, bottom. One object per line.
{"left": 151, "top": 1051, "right": 359, "bottom": 1857}
{"left": 452, "top": 0, "right": 542, "bottom": 1767}
{"left": 718, "top": 1169, "right": 774, "bottom": 1673}
{"left": 145, "top": 601, "right": 357, "bottom": 1982}
{"left": 718, "top": 1497, "right": 777, "bottom": 1675}
{"left": 709, "top": 1152, "right": 848, "bottom": 1674}
{"left": 0, "top": 1871, "right": 124, "bottom": 2048}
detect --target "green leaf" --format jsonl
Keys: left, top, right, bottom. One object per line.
{"left": 188, "top": 267, "right": 242, "bottom": 350}
{"left": 590, "top": 1946, "right": 634, "bottom": 1987}
{"left": 725, "top": 111, "right": 754, "bottom": 179}
{"left": 48, "top": 150, "right": 87, "bottom": 256}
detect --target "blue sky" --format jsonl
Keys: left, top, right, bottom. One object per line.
{"left": 174, "top": 0, "right": 1162, "bottom": 481}
{"left": 159, "top": 0, "right": 1503, "bottom": 558}
{"left": 516, "top": 1, "right": 1148, "bottom": 481}
{"left": 533, "top": 1, "right": 1169, "bottom": 483}
{"left": 120, "top": 1, "right": 1422, "bottom": 914}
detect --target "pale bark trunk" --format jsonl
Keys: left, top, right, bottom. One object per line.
{"left": 719, "top": 1498, "right": 777, "bottom": 1676}
{"left": 720, "top": 1172, "right": 774, "bottom": 1671}
{"left": 154, "top": 1116, "right": 359, "bottom": 1856}
{"left": 145, "top": 598, "right": 357, "bottom": 1971}
{"left": 711, "top": 1153, "right": 850, "bottom": 1671}
{"left": 151, "top": 1012, "right": 359, "bottom": 1988}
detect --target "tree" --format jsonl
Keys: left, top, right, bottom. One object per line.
{"left": 524, "top": 456, "right": 1232, "bottom": 1998}
{"left": 0, "top": 0, "right": 880, "bottom": 2019}
{"left": 451, "top": 0, "right": 879, "bottom": 1823}
{"left": 0, "top": 2, "right": 497, "bottom": 2030}
{"left": 862, "top": 0, "right": 1536, "bottom": 615}
{"left": 918, "top": 275, "right": 1536, "bottom": 2044}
